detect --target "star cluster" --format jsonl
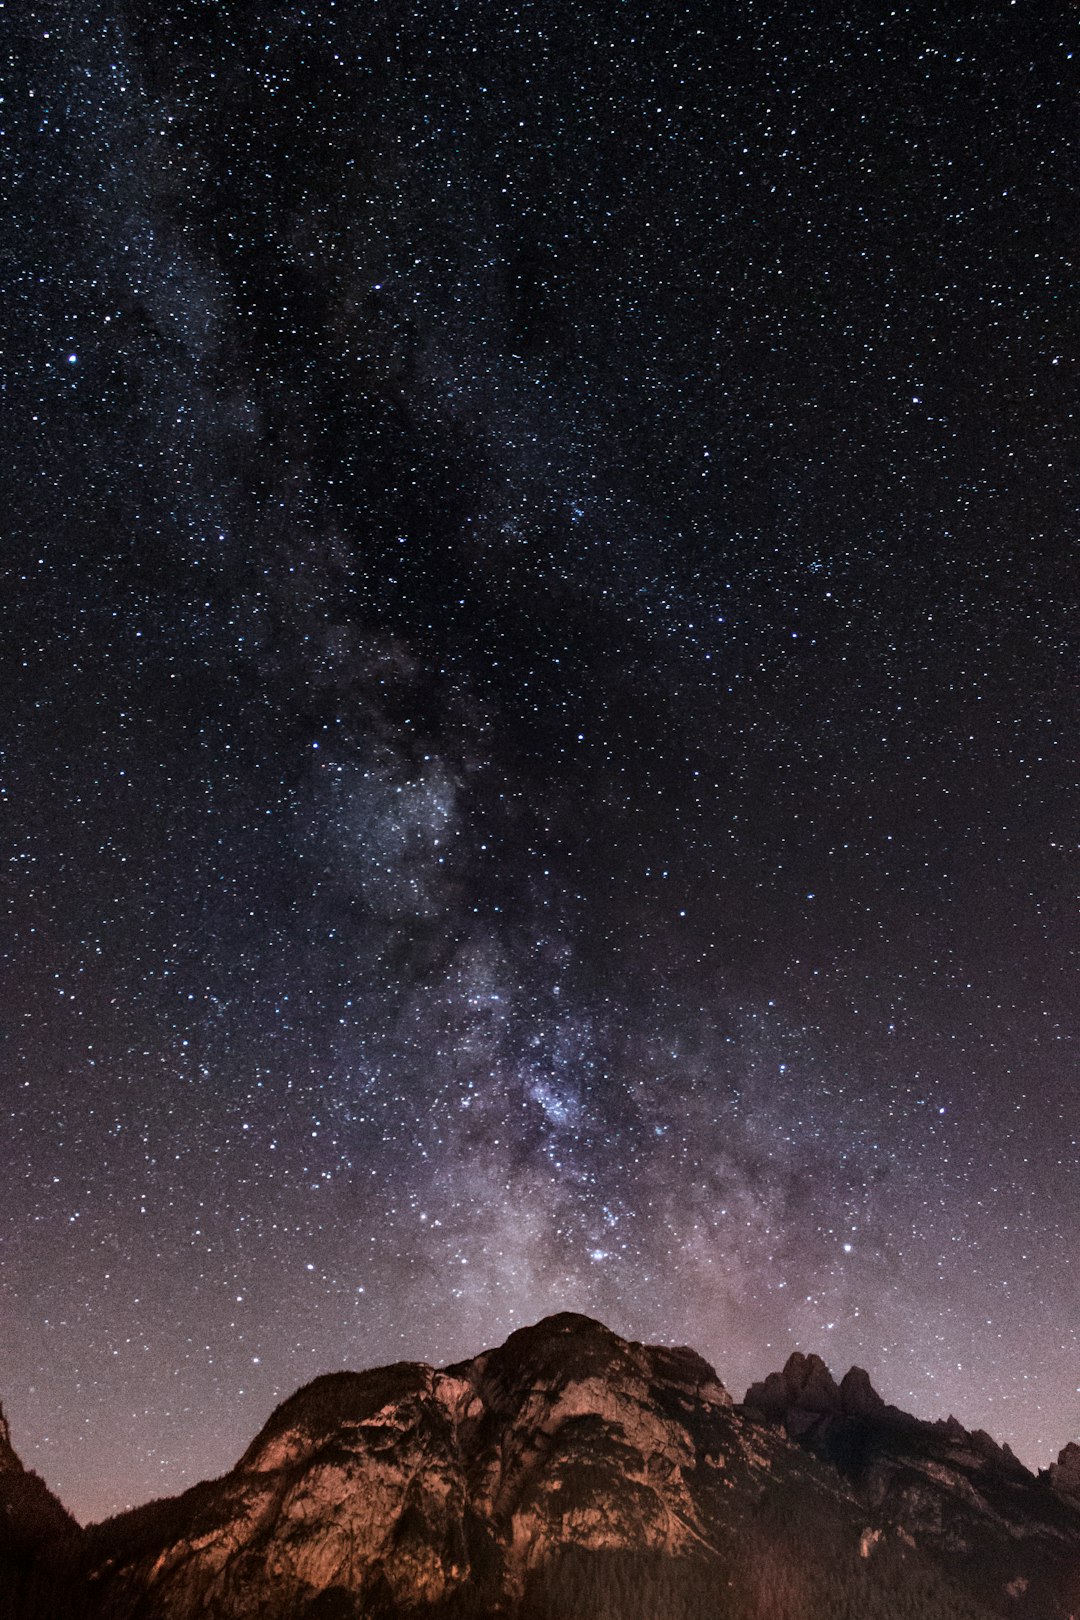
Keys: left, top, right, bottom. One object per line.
{"left": 3, "top": 1, "right": 1077, "bottom": 1523}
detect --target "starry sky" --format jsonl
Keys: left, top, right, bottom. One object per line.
{"left": 4, "top": 1, "right": 1077, "bottom": 1524}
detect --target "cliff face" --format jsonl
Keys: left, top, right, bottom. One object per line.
{"left": 1048, "top": 1442, "right": 1080, "bottom": 1501}
{"left": 6, "top": 1316, "right": 1080, "bottom": 1620}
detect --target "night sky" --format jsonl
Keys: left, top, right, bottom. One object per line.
{"left": 4, "top": 1, "right": 1077, "bottom": 1525}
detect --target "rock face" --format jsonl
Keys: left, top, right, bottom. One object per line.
{"left": 744, "top": 1350, "right": 847, "bottom": 1431}
{"left": 1048, "top": 1441, "right": 1080, "bottom": 1500}
{"left": 743, "top": 1351, "right": 889, "bottom": 1433}
{"left": 5, "top": 1316, "right": 1080, "bottom": 1620}
{"left": 83, "top": 1317, "right": 752, "bottom": 1620}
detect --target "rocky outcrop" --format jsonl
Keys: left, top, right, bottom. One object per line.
{"left": 743, "top": 1351, "right": 889, "bottom": 1434}
{"left": 839, "top": 1364, "right": 887, "bottom": 1418}
{"left": 1046, "top": 1440, "right": 1080, "bottom": 1500}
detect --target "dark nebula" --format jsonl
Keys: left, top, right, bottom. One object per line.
{"left": 4, "top": 2, "right": 1077, "bottom": 1522}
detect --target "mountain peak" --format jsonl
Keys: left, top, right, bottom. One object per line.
{"left": 838, "top": 1364, "right": 886, "bottom": 1415}
{"left": 743, "top": 1349, "right": 842, "bottom": 1432}
{"left": 526, "top": 1310, "right": 611, "bottom": 1333}
{"left": 1048, "top": 1440, "right": 1080, "bottom": 1497}
{"left": 744, "top": 1351, "right": 890, "bottom": 1426}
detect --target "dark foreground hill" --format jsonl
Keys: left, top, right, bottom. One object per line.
{"left": 3, "top": 1314, "right": 1080, "bottom": 1619}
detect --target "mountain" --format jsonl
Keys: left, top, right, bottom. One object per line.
{"left": 0, "top": 1404, "right": 80, "bottom": 1619}
{"left": 742, "top": 1349, "right": 1080, "bottom": 1615}
{"left": 4, "top": 1315, "right": 1080, "bottom": 1619}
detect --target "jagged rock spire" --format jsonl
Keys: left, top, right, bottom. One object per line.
{"left": 1048, "top": 1441, "right": 1080, "bottom": 1498}
{"left": 743, "top": 1352, "right": 892, "bottom": 1439}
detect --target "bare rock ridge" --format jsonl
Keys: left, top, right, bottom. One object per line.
{"left": 3, "top": 1313, "right": 1080, "bottom": 1620}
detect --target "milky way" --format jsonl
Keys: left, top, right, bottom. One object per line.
{"left": 4, "top": 2, "right": 1077, "bottom": 1522}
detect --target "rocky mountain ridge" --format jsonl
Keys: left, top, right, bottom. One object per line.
{"left": 3, "top": 1315, "right": 1079, "bottom": 1619}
